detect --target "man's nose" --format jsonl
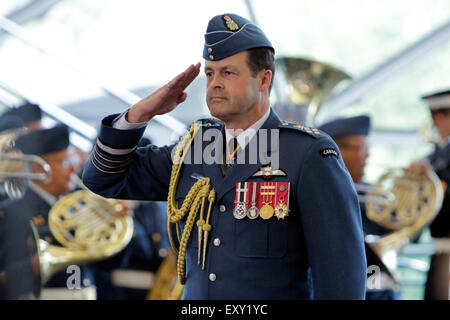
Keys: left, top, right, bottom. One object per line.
{"left": 208, "top": 74, "right": 223, "bottom": 89}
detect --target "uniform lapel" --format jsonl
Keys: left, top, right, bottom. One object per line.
{"left": 215, "top": 109, "right": 282, "bottom": 202}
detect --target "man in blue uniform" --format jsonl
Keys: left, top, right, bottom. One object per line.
{"left": 82, "top": 13, "right": 367, "bottom": 299}
{"left": 1, "top": 102, "right": 43, "bottom": 131}
{"left": 0, "top": 115, "right": 33, "bottom": 299}
{"left": 1, "top": 125, "right": 96, "bottom": 299}
{"left": 318, "top": 115, "right": 400, "bottom": 300}
{"left": 419, "top": 89, "right": 450, "bottom": 300}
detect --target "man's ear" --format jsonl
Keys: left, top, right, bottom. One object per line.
{"left": 432, "top": 112, "right": 443, "bottom": 127}
{"left": 31, "top": 158, "right": 46, "bottom": 173}
{"left": 259, "top": 69, "right": 272, "bottom": 93}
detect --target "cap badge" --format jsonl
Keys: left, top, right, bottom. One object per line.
{"left": 223, "top": 15, "right": 239, "bottom": 31}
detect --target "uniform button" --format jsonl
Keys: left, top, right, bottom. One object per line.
{"left": 209, "top": 55, "right": 214, "bottom": 60}
{"left": 209, "top": 273, "right": 216, "bottom": 282}
{"left": 219, "top": 205, "right": 226, "bottom": 212}
{"left": 208, "top": 48, "right": 212, "bottom": 53}
{"left": 158, "top": 248, "right": 168, "bottom": 258}
{"left": 213, "top": 238, "right": 221, "bottom": 246}
{"left": 83, "top": 278, "right": 91, "bottom": 286}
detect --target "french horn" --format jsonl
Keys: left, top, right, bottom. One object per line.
{"left": 37, "top": 174, "right": 134, "bottom": 287}
{"left": 362, "top": 167, "right": 444, "bottom": 276}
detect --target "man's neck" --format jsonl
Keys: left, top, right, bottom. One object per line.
{"left": 29, "top": 181, "right": 57, "bottom": 206}
{"left": 223, "top": 101, "right": 270, "bottom": 132}
{"left": 33, "top": 181, "right": 60, "bottom": 199}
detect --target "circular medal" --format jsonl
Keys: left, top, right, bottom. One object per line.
{"left": 260, "top": 203, "right": 274, "bottom": 220}
{"left": 274, "top": 201, "right": 289, "bottom": 220}
{"left": 247, "top": 206, "right": 260, "bottom": 219}
{"left": 233, "top": 204, "right": 247, "bottom": 219}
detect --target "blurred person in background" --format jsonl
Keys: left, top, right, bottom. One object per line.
{"left": 0, "top": 125, "right": 96, "bottom": 299}
{"left": 415, "top": 89, "right": 450, "bottom": 300}
{"left": 319, "top": 115, "right": 401, "bottom": 300}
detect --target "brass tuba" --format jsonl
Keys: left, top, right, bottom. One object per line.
{"left": 37, "top": 174, "right": 134, "bottom": 287}
{"left": 362, "top": 167, "right": 444, "bottom": 276}
{"left": 146, "top": 249, "right": 184, "bottom": 300}
{"left": 274, "top": 57, "right": 352, "bottom": 125}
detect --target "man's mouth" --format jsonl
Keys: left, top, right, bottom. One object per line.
{"left": 210, "top": 96, "right": 227, "bottom": 102}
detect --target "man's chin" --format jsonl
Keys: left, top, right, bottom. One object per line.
{"left": 208, "top": 106, "right": 229, "bottom": 120}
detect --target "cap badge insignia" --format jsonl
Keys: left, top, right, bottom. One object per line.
{"left": 224, "top": 15, "right": 239, "bottom": 31}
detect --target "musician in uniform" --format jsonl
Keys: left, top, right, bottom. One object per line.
{"left": 1, "top": 102, "right": 88, "bottom": 177}
{"left": 318, "top": 115, "right": 401, "bottom": 300}
{"left": 0, "top": 115, "right": 30, "bottom": 299}
{"left": 82, "top": 13, "right": 367, "bottom": 299}
{"left": 1, "top": 102, "right": 43, "bottom": 131}
{"left": 419, "top": 89, "right": 450, "bottom": 300}
{"left": 1, "top": 125, "right": 96, "bottom": 299}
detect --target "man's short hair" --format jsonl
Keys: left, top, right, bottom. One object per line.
{"left": 431, "top": 108, "right": 450, "bottom": 117}
{"left": 246, "top": 47, "right": 275, "bottom": 94}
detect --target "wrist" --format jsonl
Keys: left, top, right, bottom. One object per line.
{"left": 127, "top": 105, "right": 155, "bottom": 123}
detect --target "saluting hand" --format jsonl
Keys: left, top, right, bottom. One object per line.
{"left": 127, "top": 63, "right": 201, "bottom": 123}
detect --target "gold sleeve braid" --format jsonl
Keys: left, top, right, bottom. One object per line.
{"left": 166, "top": 122, "right": 216, "bottom": 285}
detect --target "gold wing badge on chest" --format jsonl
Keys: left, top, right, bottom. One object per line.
{"left": 234, "top": 181, "right": 290, "bottom": 220}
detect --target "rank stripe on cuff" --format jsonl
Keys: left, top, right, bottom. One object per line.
{"left": 91, "top": 153, "right": 133, "bottom": 174}
{"left": 96, "top": 138, "right": 137, "bottom": 155}
{"left": 92, "top": 149, "right": 134, "bottom": 169}
{"left": 95, "top": 144, "right": 135, "bottom": 162}
{"left": 91, "top": 159, "right": 127, "bottom": 174}
{"left": 91, "top": 142, "right": 136, "bottom": 174}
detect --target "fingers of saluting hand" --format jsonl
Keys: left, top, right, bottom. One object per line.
{"left": 166, "top": 62, "right": 201, "bottom": 91}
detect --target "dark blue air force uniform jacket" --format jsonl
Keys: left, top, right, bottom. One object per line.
{"left": 82, "top": 109, "right": 367, "bottom": 300}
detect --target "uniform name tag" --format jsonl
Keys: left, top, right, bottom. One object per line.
{"left": 320, "top": 148, "right": 338, "bottom": 158}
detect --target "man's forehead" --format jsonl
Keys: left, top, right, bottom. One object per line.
{"left": 44, "top": 149, "right": 69, "bottom": 160}
{"left": 204, "top": 51, "right": 248, "bottom": 69}
{"left": 338, "top": 135, "right": 367, "bottom": 144}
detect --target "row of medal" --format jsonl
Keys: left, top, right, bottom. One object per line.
{"left": 233, "top": 181, "right": 290, "bottom": 220}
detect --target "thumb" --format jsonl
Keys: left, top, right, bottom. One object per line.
{"left": 177, "top": 92, "right": 188, "bottom": 104}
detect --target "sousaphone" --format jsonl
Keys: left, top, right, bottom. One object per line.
{"left": 274, "top": 56, "right": 352, "bottom": 125}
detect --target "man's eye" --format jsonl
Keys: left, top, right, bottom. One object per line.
{"left": 205, "top": 72, "right": 213, "bottom": 77}
{"left": 224, "top": 71, "right": 233, "bottom": 75}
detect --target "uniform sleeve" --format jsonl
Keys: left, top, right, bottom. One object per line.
{"left": 82, "top": 114, "right": 175, "bottom": 201}
{"left": 297, "top": 136, "right": 367, "bottom": 299}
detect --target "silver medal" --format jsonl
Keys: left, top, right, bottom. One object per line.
{"left": 247, "top": 205, "right": 260, "bottom": 219}
{"left": 233, "top": 203, "right": 247, "bottom": 219}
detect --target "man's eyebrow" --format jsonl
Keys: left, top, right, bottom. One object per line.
{"left": 204, "top": 65, "right": 237, "bottom": 72}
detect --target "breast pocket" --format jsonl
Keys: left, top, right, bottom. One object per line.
{"left": 234, "top": 217, "right": 287, "bottom": 258}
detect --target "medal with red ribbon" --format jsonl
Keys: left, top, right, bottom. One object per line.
{"left": 259, "top": 182, "right": 275, "bottom": 219}
{"left": 233, "top": 182, "right": 248, "bottom": 219}
{"left": 246, "top": 182, "right": 260, "bottom": 219}
{"left": 274, "top": 182, "right": 290, "bottom": 219}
